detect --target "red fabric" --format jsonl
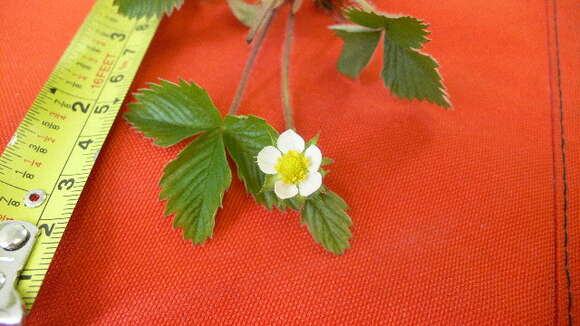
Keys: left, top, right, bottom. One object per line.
{"left": 1, "top": 0, "right": 578, "bottom": 324}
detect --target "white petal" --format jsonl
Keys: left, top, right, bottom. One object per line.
{"left": 304, "top": 145, "right": 322, "bottom": 172}
{"left": 274, "top": 181, "right": 299, "bottom": 199}
{"left": 257, "top": 146, "right": 281, "bottom": 174}
{"left": 277, "top": 129, "right": 305, "bottom": 153}
{"left": 298, "top": 172, "right": 322, "bottom": 197}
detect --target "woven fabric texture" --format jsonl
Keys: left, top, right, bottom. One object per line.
{"left": 0, "top": 0, "right": 578, "bottom": 325}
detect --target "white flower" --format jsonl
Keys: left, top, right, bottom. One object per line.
{"left": 257, "top": 129, "right": 323, "bottom": 199}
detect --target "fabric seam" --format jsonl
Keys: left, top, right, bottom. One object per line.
{"left": 548, "top": 0, "right": 574, "bottom": 324}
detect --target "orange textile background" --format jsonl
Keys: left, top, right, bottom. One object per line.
{"left": 1, "top": 0, "right": 578, "bottom": 325}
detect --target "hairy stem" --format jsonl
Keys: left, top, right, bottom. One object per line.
{"left": 281, "top": 10, "right": 296, "bottom": 130}
{"left": 352, "top": 0, "right": 375, "bottom": 11}
{"left": 228, "top": 9, "right": 278, "bottom": 115}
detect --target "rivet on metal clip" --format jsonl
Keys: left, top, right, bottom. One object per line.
{"left": 0, "top": 221, "right": 38, "bottom": 326}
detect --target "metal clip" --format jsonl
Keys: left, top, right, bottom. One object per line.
{"left": 0, "top": 221, "right": 38, "bottom": 326}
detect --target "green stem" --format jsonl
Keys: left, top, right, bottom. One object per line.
{"left": 352, "top": 0, "right": 375, "bottom": 11}
{"left": 228, "top": 9, "right": 278, "bottom": 115}
{"left": 280, "top": 10, "right": 295, "bottom": 130}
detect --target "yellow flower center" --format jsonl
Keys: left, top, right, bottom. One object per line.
{"left": 275, "top": 150, "right": 310, "bottom": 184}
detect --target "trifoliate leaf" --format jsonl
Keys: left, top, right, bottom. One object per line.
{"left": 125, "top": 79, "right": 223, "bottom": 147}
{"left": 226, "top": 0, "right": 260, "bottom": 28}
{"left": 337, "top": 8, "right": 450, "bottom": 108}
{"left": 330, "top": 25, "right": 381, "bottom": 78}
{"left": 160, "top": 130, "right": 232, "bottom": 244}
{"left": 223, "top": 115, "right": 280, "bottom": 208}
{"left": 113, "top": 0, "right": 184, "bottom": 19}
{"left": 301, "top": 190, "right": 352, "bottom": 255}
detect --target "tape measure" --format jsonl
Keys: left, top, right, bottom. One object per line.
{"left": 0, "top": 0, "right": 159, "bottom": 313}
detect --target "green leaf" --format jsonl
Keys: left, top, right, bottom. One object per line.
{"left": 344, "top": 9, "right": 386, "bottom": 29}
{"left": 382, "top": 16, "right": 430, "bottom": 49}
{"left": 330, "top": 25, "right": 381, "bottom": 78}
{"left": 113, "top": 0, "right": 184, "bottom": 19}
{"left": 321, "top": 157, "right": 334, "bottom": 166}
{"left": 223, "top": 115, "right": 280, "bottom": 208}
{"left": 338, "top": 8, "right": 450, "bottom": 108}
{"left": 345, "top": 10, "right": 430, "bottom": 49}
{"left": 383, "top": 40, "right": 450, "bottom": 107}
{"left": 222, "top": 115, "right": 310, "bottom": 211}
{"left": 287, "top": 197, "right": 305, "bottom": 210}
{"left": 160, "top": 130, "right": 232, "bottom": 244}
{"left": 305, "top": 132, "right": 321, "bottom": 147}
{"left": 276, "top": 196, "right": 304, "bottom": 211}
{"left": 301, "top": 190, "right": 352, "bottom": 255}
{"left": 125, "top": 79, "right": 223, "bottom": 147}
{"left": 260, "top": 174, "right": 278, "bottom": 192}
{"left": 226, "top": 0, "right": 260, "bottom": 28}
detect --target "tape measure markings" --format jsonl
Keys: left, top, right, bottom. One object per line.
{"left": 0, "top": 0, "right": 160, "bottom": 309}
{"left": 35, "top": 21, "right": 138, "bottom": 224}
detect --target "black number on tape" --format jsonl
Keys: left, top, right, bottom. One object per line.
{"left": 39, "top": 224, "right": 55, "bottom": 237}
{"left": 110, "top": 74, "right": 124, "bottom": 83}
{"left": 78, "top": 139, "right": 93, "bottom": 150}
{"left": 58, "top": 178, "right": 75, "bottom": 191}
{"left": 72, "top": 101, "right": 90, "bottom": 113}
{"left": 94, "top": 105, "right": 110, "bottom": 114}
{"left": 110, "top": 33, "right": 126, "bottom": 41}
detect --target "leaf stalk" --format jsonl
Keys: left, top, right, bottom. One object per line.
{"left": 352, "top": 0, "right": 375, "bottom": 12}
{"left": 281, "top": 9, "right": 296, "bottom": 130}
{"left": 229, "top": 8, "right": 278, "bottom": 115}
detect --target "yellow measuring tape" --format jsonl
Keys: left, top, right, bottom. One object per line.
{"left": 0, "top": 0, "right": 159, "bottom": 310}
